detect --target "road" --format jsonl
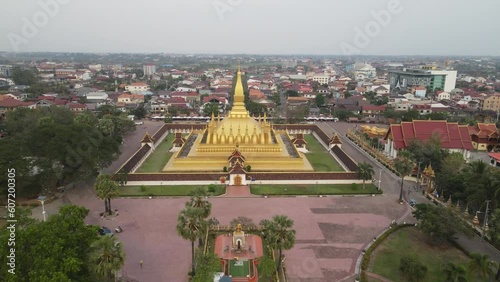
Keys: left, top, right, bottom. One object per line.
{"left": 318, "top": 121, "right": 500, "bottom": 262}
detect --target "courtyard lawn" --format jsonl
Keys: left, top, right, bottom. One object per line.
{"left": 371, "top": 227, "right": 471, "bottom": 282}
{"left": 303, "top": 135, "right": 344, "bottom": 172}
{"left": 250, "top": 184, "right": 381, "bottom": 195}
{"left": 119, "top": 185, "right": 225, "bottom": 197}
{"left": 229, "top": 260, "right": 250, "bottom": 277}
{"left": 136, "top": 134, "right": 175, "bottom": 172}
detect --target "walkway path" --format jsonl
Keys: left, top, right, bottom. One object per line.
{"left": 223, "top": 186, "right": 255, "bottom": 198}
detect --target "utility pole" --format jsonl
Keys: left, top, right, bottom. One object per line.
{"left": 416, "top": 162, "right": 421, "bottom": 191}
{"left": 483, "top": 200, "right": 491, "bottom": 238}
{"left": 378, "top": 170, "right": 382, "bottom": 191}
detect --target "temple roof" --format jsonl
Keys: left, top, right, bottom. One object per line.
{"left": 291, "top": 133, "right": 307, "bottom": 145}
{"left": 141, "top": 132, "right": 154, "bottom": 143}
{"left": 384, "top": 120, "right": 473, "bottom": 150}
{"left": 229, "top": 161, "right": 247, "bottom": 174}
{"left": 228, "top": 146, "right": 246, "bottom": 161}
{"left": 329, "top": 133, "right": 342, "bottom": 144}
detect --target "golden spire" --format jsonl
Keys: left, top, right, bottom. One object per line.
{"left": 228, "top": 66, "right": 249, "bottom": 118}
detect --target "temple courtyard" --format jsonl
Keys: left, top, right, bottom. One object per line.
{"left": 63, "top": 184, "right": 408, "bottom": 282}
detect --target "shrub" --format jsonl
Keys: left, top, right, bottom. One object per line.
{"left": 351, "top": 183, "right": 357, "bottom": 190}
{"left": 30, "top": 203, "right": 39, "bottom": 208}
{"left": 207, "top": 184, "right": 216, "bottom": 193}
{"left": 223, "top": 166, "right": 227, "bottom": 172}
{"left": 140, "top": 185, "right": 147, "bottom": 192}
{"left": 400, "top": 255, "right": 427, "bottom": 282}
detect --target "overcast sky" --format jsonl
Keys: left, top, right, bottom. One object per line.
{"left": 1, "top": 0, "right": 498, "bottom": 56}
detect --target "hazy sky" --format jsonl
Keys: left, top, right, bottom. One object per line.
{"left": 1, "top": 0, "right": 499, "bottom": 56}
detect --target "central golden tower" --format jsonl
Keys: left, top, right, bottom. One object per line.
{"left": 163, "top": 67, "right": 313, "bottom": 172}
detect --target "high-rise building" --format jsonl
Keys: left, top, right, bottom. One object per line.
{"left": 0, "top": 65, "right": 13, "bottom": 77}
{"left": 389, "top": 69, "right": 455, "bottom": 92}
{"left": 143, "top": 64, "right": 156, "bottom": 76}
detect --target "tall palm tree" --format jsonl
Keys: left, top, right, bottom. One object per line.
{"left": 357, "top": 162, "right": 374, "bottom": 189}
{"left": 176, "top": 207, "right": 208, "bottom": 276}
{"left": 186, "top": 187, "right": 212, "bottom": 219}
{"left": 444, "top": 262, "right": 468, "bottom": 282}
{"left": 88, "top": 235, "right": 126, "bottom": 281}
{"left": 467, "top": 253, "right": 494, "bottom": 280}
{"left": 94, "top": 174, "right": 119, "bottom": 215}
{"left": 394, "top": 151, "right": 414, "bottom": 203}
{"left": 260, "top": 215, "right": 296, "bottom": 273}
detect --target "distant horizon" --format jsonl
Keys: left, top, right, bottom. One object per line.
{"left": 1, "top": 51, "right": 499, "bottom": 58}
{"left": 1, "top": 0, "right": 498, "bottom": 56}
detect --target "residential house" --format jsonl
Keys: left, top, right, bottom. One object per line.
{"left": 86, "top": 91, "right": 109, "bottom": 104}
{"left": 125, "top": 83, "right": 150, "bottom": 94}
{"left": 0, "top": 98, "right": 30, "bottom": 111}
{"left": 384, "top": 120, "right": 472, "bottom": 159}
{"left": 362, "top": 105, "right": 387, "bottom": 119}
{"left": 437, "top": 92, "right": 451, "bottom": 101}
{"left": 468, "top": 123, "right": 500, "bottom": 151}
{"left": 479, "top": 93, "right": 500, "bottom": 111}
{"left": 118, "top": 93, "right": 144, "bottom": 104}
{"left": 68, "top": 103, "right": 86, "bottom": 112}
{"left": 175, "top": 86, "right": 196, "bottom": 92}
{"left": 414, "top": 86, "right": 427, "bottom": 98}
{"left": 249, "top": 89, "right": 265, "bottom": 101}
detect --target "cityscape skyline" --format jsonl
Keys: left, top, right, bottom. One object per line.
{"left": 1, "top": 0, "right": 499, "bottom": 56}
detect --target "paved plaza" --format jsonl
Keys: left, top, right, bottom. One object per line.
{"left": 66, "top": 187, "right": 407, "bottom": 282}
{"left": 29, "top": 121, "right": 500, "bottom": 281}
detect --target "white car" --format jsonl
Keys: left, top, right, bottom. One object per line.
{"left": 134, "top": 121, "right": 144, "bottom": 125}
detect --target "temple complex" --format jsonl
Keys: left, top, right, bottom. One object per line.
{"left": 163, "top": 68, "right": 313, "bottom": 172}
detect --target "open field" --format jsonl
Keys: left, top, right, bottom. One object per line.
{"left": 229, "top": 259, "right": 250, "bottom": 277}
{"left": 303, "top": 135, "right": 344, "bottom": 172}
{"left": 119, "top": 185, "right": 225, "bottom": 196}
{"left": 136, "top": 134, "right": 175, "bottom": 172}
{"left": 250, "top": 184, "right": 380, "bottom": 195}
{"left": 371, "top": 227, "right": 471, "bottom": 282}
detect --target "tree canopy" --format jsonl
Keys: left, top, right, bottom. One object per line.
{"left": 0, "top": 205, "right": 107, "bottom": 282}
{"left": 0, "top": 107, "right": 132, "bottom": 197}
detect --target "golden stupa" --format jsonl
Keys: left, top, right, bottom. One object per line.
{"left": 163, "top": 67, "right": 313, "bottom": 172}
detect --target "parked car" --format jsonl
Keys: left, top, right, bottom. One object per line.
{"left": 409, "top": 199, "right": 417, "bottom": 207}
{"left": 98, "top": 226, "right": 113, "bottom": 236}
{"left": 134, "top": 121, "right": 144, "bottom": 125}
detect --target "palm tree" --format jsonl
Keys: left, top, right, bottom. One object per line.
{"left": 94, "top": 174, "right": 119, "bottom": 215}
{"left": 260, "top": 215, "right": 296, "bottom": 273}
{"left": 88, "top": 235, "right": 126, "bottom": 281}
{"left": 467, "top": 253, "right": 494, "bottom": 280}
{"left": 444, "top": 262, "right": 468, "bottom": 282}
{"left": 176, "top": 207, "right": 208, "bottom": 276}
{"left": 185, "top": 187, "right": 212, "bottom": 219}
{"left": 357, "top": 162, "right": 374, "bottom": 189}
{"left": 394, "top": 151, "right": 414, "bottom": 203}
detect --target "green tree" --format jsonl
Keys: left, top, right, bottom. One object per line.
{"left": 285, "top": 90, "right": 299, "bottom": 97}
{"left": 315, "top": 94, "right": 326, "bottom": 107}
{"left": 434, "top": 153, "right": 466, "bottom": 203}
{"left": 413, "top": 204, "right": 472, "bottom": 244}
{"left": 394, "top": 151, "right": 414, "bottom": 202}
{"left": 130, "top": 104, "right": 147, "bottom": 119}
{"left": 334, "top": 108, "right": 352, "bottom": 121}
{"left": 400, "top": 255, "right": 428, "bottom": 282}
{"left": 192, "top": 253, "right": 221, "bottom": 282}
{"left": 356, "top": 162, "right": 374, "bottom": 189}
{"left": 0, "top": 205, "right": 99, "bottom": 282}
{"left": 467, "top": 253, "right": 495, "bottom": 280}
{"left": 258, "top": 256, "right": 277, "bottom": 279}
{"left": 260, "top": 215, "right": 296, "bottom": 273}
{"left": 88, "top": 235, "right": 126, "bottom": 281}
{"left": 203, "top": 103, "right": 220, "bottom": 116}
{"left": 186, "top": 188, "right": 212, "bottom": 219}
{"left": 176, "top": 207, "right": 208, "bottom": 276}
{"left": 443, "top": 262, "right": 468, "bottom": 282}
{"left": 94, "top": 174, "right": 119, "bottom": 215}
{"left": 12, "top": 67, "right": 38, "bottom": 85}
{"left": 489, "top": 209, "right": 500, "bottom": 246}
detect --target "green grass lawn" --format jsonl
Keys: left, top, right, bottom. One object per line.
{"left": 229, "top": 260, "right": 249, "bottom": 277}
{"left": 119, "top": 185, "right": 225, "bottom": 196}
{"left": 303, "top": 135, "right": 344, "bottom": 172}
{"left": 250, "top": 184, "right": 380, "bottom": 195}
{"left": 136, "top": 134, "right": 175, "bottom": 172}
{"left": 371, "top": 227, "right": 471, "bottom": 282}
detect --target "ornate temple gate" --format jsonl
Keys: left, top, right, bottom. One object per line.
{"left": 234, "top": 175, "right": 242, "bottom": 186}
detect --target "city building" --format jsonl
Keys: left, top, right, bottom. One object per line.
{"left": 353, "top": 63, "right": 377, "bottom": 80}
{"left": 143, "top": 64, "right": 156, "bottom": 76}
{"left": 125, "top": 82, "right": 150, "bottom": 94}
{"left": 430, "top": 70, "right": 457, "bottom": 92}
{"left": 468, "top": 123, "right": 500, "bottom": 151}
{"left": 479, "top": 93, "right": 500, "bottom": 111}
{"left": 312, "top": 75, "right": 330, "bottom": 85}
{"left": 389, "top": 69, "right": 448, "bottom": 92}
{"left": 0, "top": 65, "right": 13, "bottom": 77}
